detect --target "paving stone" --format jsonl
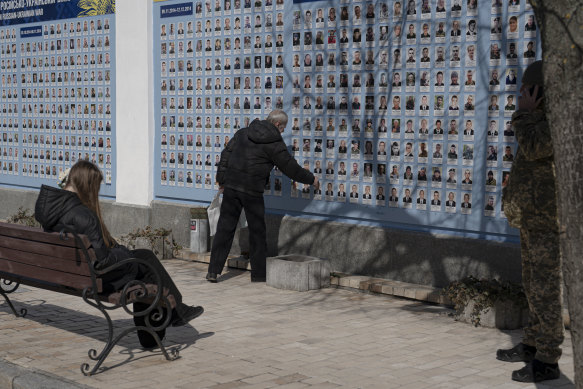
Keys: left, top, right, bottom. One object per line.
{"left": 0, "top": 260, "right": 575, "bottom": 389}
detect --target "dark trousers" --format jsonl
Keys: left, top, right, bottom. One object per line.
{"left": 131, "top": 250, "right": 175, "bottom": 348}
{"left": 103, "top": 249, "right": 184, "bottom": 308}
{"left": 208, "top": 188, "right": 266, "bottom": 277}
{"left": 132, "top": 249, "right": 184, "bottom": 307}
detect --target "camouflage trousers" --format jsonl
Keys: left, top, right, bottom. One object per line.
{"left": 520, "top": 223, "right": 564, "bottom": 364}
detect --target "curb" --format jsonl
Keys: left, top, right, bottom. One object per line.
{"left": 329, "top": 272, "right": 453, "bottom": 305}
{"left": 176, "top": 250, "right": 571, "bottom": 327}
{"left": 175, "top": 250, "right": 450, "bottom": 305}
{"left": 0, "top": 358, "right": 94, "bottom": 389}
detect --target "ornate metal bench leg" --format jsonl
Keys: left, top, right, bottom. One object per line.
{"left": 81, "top": 326, "right": 180, "bottom": 376}
{"left": 0, "top": 280, "right": 27, "bottom": 318}
{"left": 80, "top": 293, "right": 180, "bottom": 375}
{"left": 84, "top": 303, "right": 115, "bottom": 362}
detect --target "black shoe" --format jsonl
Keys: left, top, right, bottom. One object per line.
{"left": 206, "top": 272, "right": 218, "bottom": 283}
{"left": 497, "top": 343, "right": 536, "bottom": 362}
{"left": 133, "top": 302, "right": 167, "bottom": 349}
{"left": 251, "top": 274, "right": 266, "bottom": 282}
{"left": 136, "top": 327, "right": 165, "bottom": 349}
{"left": 512, "top": 359, "right": 560, "bottom": 382}
{"left": 171, "top": 305, "right": 204, "bottom": 327}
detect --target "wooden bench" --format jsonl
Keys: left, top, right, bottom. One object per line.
{"left": 0, "top": 221, "right": 180, "bottom": 376}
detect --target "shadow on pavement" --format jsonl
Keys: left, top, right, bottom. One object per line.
{"left": 493, "top": 329, "right": 575, "bottom": 388}
{"left": 0, "top": 299, "right": 213, "bottom": 374}
{"left": 217, "top": 268, "right": 245, "bottom": 282}
{"left": 398, "top": 301, "right": 454, "bottom": 314}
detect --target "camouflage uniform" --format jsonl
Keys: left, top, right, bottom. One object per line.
{"left": 502, "top": 108, "right": 563, "bottom": 364}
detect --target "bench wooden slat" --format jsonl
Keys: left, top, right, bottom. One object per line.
{"left": 0, "top": 246, "right": 92, "bottom": 276}
{"left": 0, "top": 271, "right": 173, "bottom": 308}
{"left": 0, "top": 235, "right": 95, "bottom": 263}
{"left": 0, "top": 222, "right": 92, "bottom": 249}
{"left": 0, "top": 272, "right": 89, "bottom": 297}
{"left": 0, "top": 259, "right": 100, "bottom": 291}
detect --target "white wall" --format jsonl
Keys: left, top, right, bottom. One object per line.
{"left": 115, "top": 1, "right": 154, "bottom": 206}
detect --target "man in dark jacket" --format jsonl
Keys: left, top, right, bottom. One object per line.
{"left": 207, "top": 110, "right": 318, "bottom": 282}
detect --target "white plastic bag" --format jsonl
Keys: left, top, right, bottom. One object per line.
{"left": 238, "top": 206, "right": 248, "bottom": 230}
{"left": 207, "top": 191, "right": 248, "bottom": 236}
{"left": 207, "top": 192, "right": 222, "bottom": 236}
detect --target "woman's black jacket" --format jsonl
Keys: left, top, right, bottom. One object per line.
{"left": 35, "top": 185, "right": 131, "bottom": 270}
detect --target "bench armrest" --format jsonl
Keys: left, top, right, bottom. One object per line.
{"left": 92, "top": 257, "right": 173, "bottom": 317}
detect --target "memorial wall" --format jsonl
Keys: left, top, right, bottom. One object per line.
{"left": 152, "top": 0, "right": 540, "bottom": 239}
{"left": 0, "top": 0, "right": 541, "bottom": 243}
{"left": 0, "top": 0, "right": 116, "bottom": 196}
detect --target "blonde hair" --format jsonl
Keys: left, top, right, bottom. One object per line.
{"left": 66, "top": 161, "right": 116, "bottom": 248}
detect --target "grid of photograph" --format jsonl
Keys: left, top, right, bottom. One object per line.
{"left": 287, "top": 0, "right": 537, "bottom": 216}
{"left": 156, "top": 0, "right": 285, "bottom": 190}
{"left": 486, "top": 0, "right": 538, "bottom": 217}
{"left": 0, "top": 17, "right": 115, "bottom": 193}
{"left": 153, "top": 0, "right": 539, "bottom": 225}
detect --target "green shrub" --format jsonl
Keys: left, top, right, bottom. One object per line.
{"left": 441, "top": 276, "right": 528, "bottom": 326}
{"left": 6, "top": 207, "right": 40, "bottom": 227}
{"left": 120, "top": 226, "right": 182, "bottom": 258}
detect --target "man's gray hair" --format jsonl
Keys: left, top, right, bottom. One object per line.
{"left": 267, "top": 109, "right": 288, "bottom": 126}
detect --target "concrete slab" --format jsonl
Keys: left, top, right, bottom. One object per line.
{"left": 266, "top": 255, "right": 330, "bottom": 292}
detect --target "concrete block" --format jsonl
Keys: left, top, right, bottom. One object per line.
{"left": 458, "top": 300, "right": 528, "bottom": 329}
{"left": 348, "top": 276, "right": 369, "bottom": 289}
{"left": 380, "top": 283, "right": 394, "bottom": 295}
{"left": 338, "top": 277, "right": 351, "bottom": 288}
{"left": 266, "top": 255, "right": 330, "bottom": 292}
{"left": 427, "top": 291, "right": 442, "bottom": 304}
{"left": 415, "top": 288, "right": 433, "bottom": 301}
{"left": 403, "top": 288, "right": 417, "bottom": 299}
{"left": 370, "top": 283, "right": 383, "bottom": 294}
{"left": 393, "top": 286, "right": 406, "bottom": 297}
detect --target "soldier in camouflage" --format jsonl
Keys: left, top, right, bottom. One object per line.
{"left": 497, "top": 61, "right": 564, "bottom": 383}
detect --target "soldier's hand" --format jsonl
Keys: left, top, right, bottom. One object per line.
{"left": 518, "top": 84, "right": 542, "bottom": 112}
{"left": 312, "top": 176, "right": 319, "bottom": 187}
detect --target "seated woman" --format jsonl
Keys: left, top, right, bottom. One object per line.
{"left": 34, "top": 161, "right": 203, "bottom": 348}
